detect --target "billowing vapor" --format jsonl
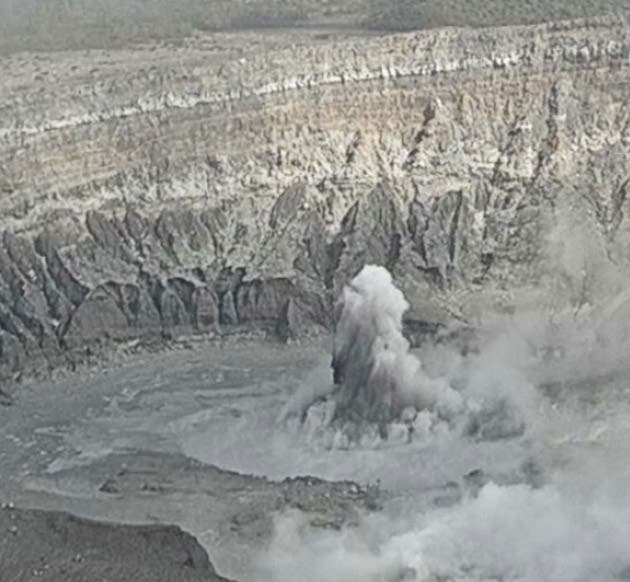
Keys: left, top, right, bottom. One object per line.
{"left": 259, "top": 464, "right": 630, "bottom": 582}
{"left": 331, "top": 265, "right": 462, "bottom": 425}
{"left": 265, "top": 232, "right": 630, "bottom": 581}
{"left": 281, "top": 264, "right": 525, "bottom": 445}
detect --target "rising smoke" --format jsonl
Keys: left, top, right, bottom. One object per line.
{"left": 330, "top": 265, "right": 463, "bottom": 425}
{"left": 259, "top": 461, "right": 630, "bottom": 582}
{"left": 266, "top": 215, "right": 630, "bottom": 581}
{"left": 281, "top": 264, "right": 529, "bottom": 446}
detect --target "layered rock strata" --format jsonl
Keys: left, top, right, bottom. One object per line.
{"left": 1, "top": 17, "right": 629, "bottom": 378}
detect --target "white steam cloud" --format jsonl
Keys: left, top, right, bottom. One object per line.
{"left": 330, "top": 265, "right": 463, "bottom": 423}
{"left": 281, "top": 265, "right": 530, "bottom": 446}
{"left": 264, "top": 229, "right": 630, "bottom": 582}
{"left": 260, "top": 465, "right": 630, "bottom": 582}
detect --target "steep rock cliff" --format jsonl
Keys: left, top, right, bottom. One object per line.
{"left": 1, "top": 17, "right": 629, "bottom": 378}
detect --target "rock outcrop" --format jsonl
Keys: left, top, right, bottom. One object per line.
{"left": 1, "top": 17, "right": 630, "bottom": 378}
{"left": 0, "top": 505, "right": 232, "bottom": 581}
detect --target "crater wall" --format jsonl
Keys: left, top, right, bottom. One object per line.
{"left": 1, "top": 18, "right": 629, "bottom": 378}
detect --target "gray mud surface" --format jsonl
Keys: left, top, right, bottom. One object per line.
{"left": 0, "top": 342, "right": 375, "bottom": 580}
{"left": 2, "top": 325, "right": 630, "bottom": 581}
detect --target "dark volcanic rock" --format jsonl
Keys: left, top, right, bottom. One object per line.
{"left": 0, "top": 506, "right": 232, "bottom": 582}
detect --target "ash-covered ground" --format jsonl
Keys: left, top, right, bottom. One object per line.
{"left": 3, "top": 262, "right": 630, "bottom": 581}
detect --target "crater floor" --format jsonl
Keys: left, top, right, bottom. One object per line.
{"left": 2, "top": 336, "right": 629, "bottom": 581}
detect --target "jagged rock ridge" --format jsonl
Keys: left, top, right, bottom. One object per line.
{"left": 1, "top": 17, "right": 629, "bottom": 379}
